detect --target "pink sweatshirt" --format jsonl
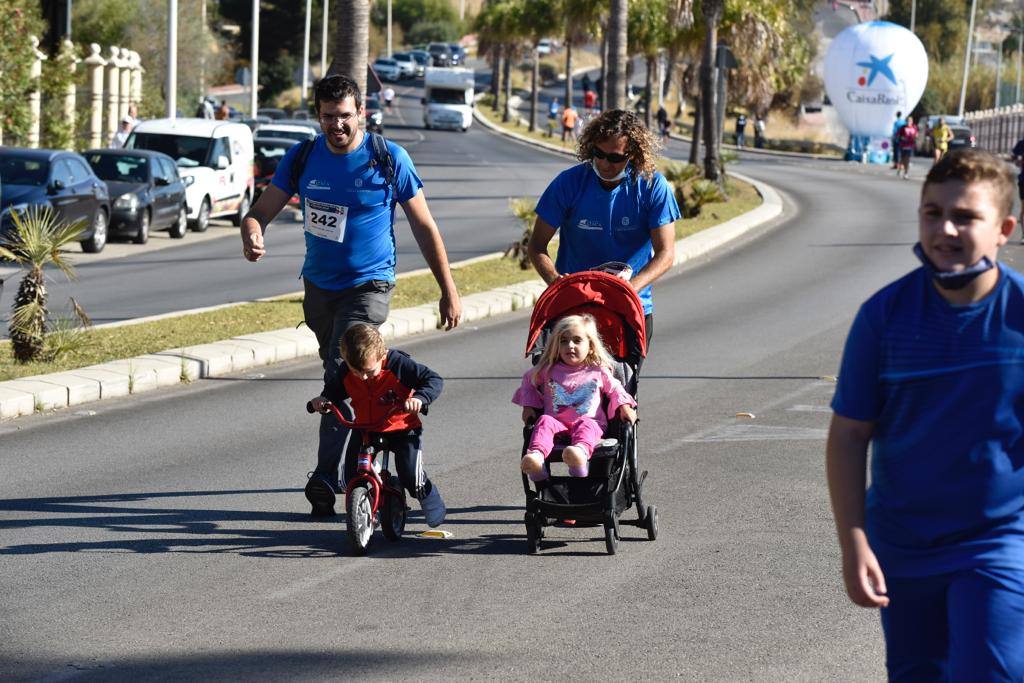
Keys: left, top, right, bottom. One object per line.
{"left": 512, "top": 362, "right": 636, "bottom": 430}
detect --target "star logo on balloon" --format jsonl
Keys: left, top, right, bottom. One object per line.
{"left": 855, "top": 53, "right": 897, "bottom": 87}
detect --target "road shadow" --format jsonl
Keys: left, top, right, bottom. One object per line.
{"left": 0, "top": 491, "right": 529, "bottom": 559}
{"left": 12, "top": 647, "right": 488, "bottom": 682}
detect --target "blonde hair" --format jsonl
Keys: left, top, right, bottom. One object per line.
{"left": 340, "top": 323, "right": 386, "bottom": 369}
{"left": 533, "top": 314, "right": 616, "bottom": 382}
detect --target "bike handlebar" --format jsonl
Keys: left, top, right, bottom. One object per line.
{"left": 306, "top": 400, "right": 416, "bottom": 431}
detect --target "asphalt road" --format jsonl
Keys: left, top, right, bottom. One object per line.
{"left": 0, "top": 81, "right": 568, "bottom": 330}
{"left": 8, "top": 115, "right": 1015, "bottom": 679}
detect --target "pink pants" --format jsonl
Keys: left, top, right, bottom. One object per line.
{"left": 528, "top": 414, "right": 604, "bottom": 459}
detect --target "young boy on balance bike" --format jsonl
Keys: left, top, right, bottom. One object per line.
{"left": 308, "top": 324, "right": 446, "bottom": 528}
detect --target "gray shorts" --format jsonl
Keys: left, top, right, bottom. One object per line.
{"left": 302, "top": 277, "right": 394, "bottom": 381}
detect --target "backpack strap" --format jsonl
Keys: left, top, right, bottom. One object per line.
{"left": 289, "top": 137, "right": 317, "bottom": 197}
{"left": 367, "top": 131, "right": 398, "bottom": 203}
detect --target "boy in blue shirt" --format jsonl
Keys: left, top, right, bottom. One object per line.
{"left": 827, "top": 149, "right": 1024, "bottom": 680}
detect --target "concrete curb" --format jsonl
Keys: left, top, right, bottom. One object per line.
{"left": 0, "top": 117, "right": 784, "bottom": 422}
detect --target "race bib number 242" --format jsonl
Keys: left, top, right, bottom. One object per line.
{"left": 304, "top": 199, "right": 348, "bottom": 242}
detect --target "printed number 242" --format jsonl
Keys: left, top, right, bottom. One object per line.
{"left": 314, "top": 213, "right": 337, "bottom": 228}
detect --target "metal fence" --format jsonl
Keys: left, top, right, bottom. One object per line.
{"left": 965, "top": 104, "right": 1024, "bottom": 154}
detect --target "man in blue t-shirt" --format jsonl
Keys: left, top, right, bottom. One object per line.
{"left": 827, "top": 149, "right": 1024, "bottom": 680}
{"left": 891, "top": 111, "right": 906, "bottom": 169}
{"left": 528, "top": 109, "right": 681, "bottom": 347}
{"left": 240, "top": 74, "right": 462, "bottom": 517}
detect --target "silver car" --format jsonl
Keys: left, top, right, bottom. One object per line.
{"left": 391, "top": 52, "right": 419, "bottom": 79}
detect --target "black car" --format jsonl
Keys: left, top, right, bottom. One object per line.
{"left": 448, "top": 44, "right": 466, "bottom": 66}
{"left": 427, "top": 42, "right": 453, "bottom": 67}
{"left": 0, "top": 147, "right": 111, "bottom": 253}
{"left": 252, "top": 136, "right": 300, "bottom": 201}
{"left": 85, "top": 149, "right": 190, "bottom": 243}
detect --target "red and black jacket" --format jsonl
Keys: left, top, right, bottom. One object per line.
{"left": 321, "top": 349, "right": 443, "bottom": 432}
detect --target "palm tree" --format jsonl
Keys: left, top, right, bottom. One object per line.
{"left": 521, "top": 0, "right": 559, "bottom": 133}
{"left": 629, "top": 0, "right": 671, "bottom": 128}
{"left": 328, "top": 0, "right": 370, "bottom": 96}
{"left": 606, "top": 0, "right": 629, "bottom": 110}
{"left": 0, "top": 207, "right": 84, "bottom": 363}
{"left": 475, "top": 0, "right": 505, "bottom": 110}
{"left": 699, "top": 0, "right": 724, "bottom": 182}
{"left": 562, "top": 0, "right": 604, "bottom": 110}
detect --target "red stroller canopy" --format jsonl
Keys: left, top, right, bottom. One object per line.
{"left": 525, "top": 271, "right": 647, "bottom": 361}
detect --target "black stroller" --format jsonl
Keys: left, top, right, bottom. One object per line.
{"left": 520, "top": 271, "right": 658, "bottom": 555}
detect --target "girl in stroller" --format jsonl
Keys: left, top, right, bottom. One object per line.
{"left": 513, "top": 314, "right": 637, "bottom": 481}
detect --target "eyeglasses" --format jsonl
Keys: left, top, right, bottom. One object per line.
{"left": 319, "top": 113, "right": 355, "bottom": 126}
{"left": 591, "top": 148, "right": 629, "bottom": 164}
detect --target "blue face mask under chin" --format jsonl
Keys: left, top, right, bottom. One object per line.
{"left": 913, "top": 242, "right": 994, "bottom": 290}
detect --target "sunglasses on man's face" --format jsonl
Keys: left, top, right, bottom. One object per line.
{"left": 591, "top": 148, "right": 629, "bottom": 164}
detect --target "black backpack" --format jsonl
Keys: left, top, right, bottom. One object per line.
{"left": 289, "top": 131, "right": 397, "bottom": 203}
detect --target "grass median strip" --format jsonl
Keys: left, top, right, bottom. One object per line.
{"left": 1, "top": 161, "right": 762, "bottom": 383}
{"left": 0, "top": 256, "right": 542, "bottom": 382}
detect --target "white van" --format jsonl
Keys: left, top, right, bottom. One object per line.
{"left": 422, "top": 67, "right": 475, "bottom": 132}
{"left": 127, "top": 118, "right": 254, "bottom": 231}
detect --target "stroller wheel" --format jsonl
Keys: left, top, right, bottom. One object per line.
{"left": 604, "top": 523, "right": 618, "bottom": 555}
{"left": 645, "top": 504, "right": 658, "bottom": 541}
{"left": 526, "top": 520, "right": 540, "bottom": 555}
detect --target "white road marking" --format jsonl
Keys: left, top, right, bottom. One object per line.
{"left": 267, "top": 559, "right": 367, "bottom": 600}
{"left": 680, "top": 424, "right": 828, "bottom": 443}
{"left": 787, "top": 404, "right": 832, "bottom": 413}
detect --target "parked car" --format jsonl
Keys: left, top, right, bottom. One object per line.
{"left": 391, "top": 52, "right": 418, "bottom": 79}
{"left": 274, "top": 119, "right": 321, "bottom": 135}
{"left": 373, "top": 57, "right": 402, "bottom": 82}
{"left": 257, "top": 107, "right": 288, "bottom": 120}
{"left": 0, "top": 147, "right": 111, "bottom": 253}
{"left": 253, "top": 122, "right": 318, "bottom": 143}
{"left": 408, "top": 50, "right": 432, "bottom": 76}
{"left": 85, "top": 149, "right": 190, "bottom": 243}
{"left": 427, "top": 43, "right": 453, "bottom": 67}
{"left": 537, "top": 38, "right": 555, "bottom": 55}
{"left": 252, "top": 136, "right": 300, "bottom": 204}
{"left": 365, "top": 95, "right": 384, "bottom": 133}
{"left": 448, "top": 44, "right": 467, "bottom": 65}
{"left": 126, "top": 118, "right": 254, "bottom": 232}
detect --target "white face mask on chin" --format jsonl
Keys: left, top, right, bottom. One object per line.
{"left": 592, "top": 160, "right": 628, "bottom": 182}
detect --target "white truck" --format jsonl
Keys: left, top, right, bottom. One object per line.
{"left": 421, "top": 67, "right": 475, "bottom": 132}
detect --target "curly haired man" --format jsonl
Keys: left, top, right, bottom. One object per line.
{"left": 527, "top": 109, "right": 681, "bottom": 347}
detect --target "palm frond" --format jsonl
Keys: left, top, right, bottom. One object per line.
{"left": 3, "top": 206, "right": 84, "bottom": 280}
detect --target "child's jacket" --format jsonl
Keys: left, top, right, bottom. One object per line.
{"left": 322, "top": 349, "right": 443, "bottom": 432}
{"left": 512, "top": 362, "right": 636, "bottom": 430}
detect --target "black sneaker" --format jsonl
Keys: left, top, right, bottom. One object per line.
{"left": 305, "top": 473, "right": 337, "bottom": 517}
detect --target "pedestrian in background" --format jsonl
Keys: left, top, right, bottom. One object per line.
{"left": 109, "top": 116, "right": 133, "bottom": 149}
{"left": 754, "top": 115, "right": 766, "bottom": 149}
{"left": 891, "top": 110, "right": 906, "bottom": 169}
{"left": 931, "top": 117, "right": 954, "bottom": 165}
{"left": 561, "top": 104, "right": 578, "bottom": 143}
{"left": 734, "top": 113, "right": 747, "bottom": 147}
{"left": 896, "top": 116, "right": 918, "bottom": 180}
{"left": 656, "top": 105, "right": 670, "bottom": 143}
{"left": 1012, "top": 134, "right": 1024, "bottom": 240}
{"left": 583, "top": 89, "right": 597, "bottom": 117}
{"left": 215, "top": 100, "right": 230, "bottom": 120}
{"left": 827, "top": 149, "right": 1024, "bottom": 681}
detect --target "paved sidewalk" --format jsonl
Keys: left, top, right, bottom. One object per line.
{"left": 0, "top": 121, "right": 783, "bottom": 421}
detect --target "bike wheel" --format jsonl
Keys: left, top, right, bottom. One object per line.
{"left": 380, "top": 490, "right": 407, "bottom": 541}
{"left": 346, "top": 484, "right": 375, "bottom": 555}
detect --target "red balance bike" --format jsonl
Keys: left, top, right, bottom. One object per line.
{"left": 306, "top": 400, "right": 409, "bottom": 555}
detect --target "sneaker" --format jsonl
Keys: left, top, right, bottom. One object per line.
{"left": 419, "top": 484, "right": 446, "bottom": 528}
{"left": 304, "top": 473, "right": 337, "bottom": 517}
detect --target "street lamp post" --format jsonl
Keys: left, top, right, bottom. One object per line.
{"left": 958, "top": 0, "right": 978, "bottom": 117}
{"left": 321, "top": 0, "right": 328, "bottom": 80}
{"left": 910, "top": 0, "right": 916, "bottom": 33}
{"left": 250, "top": 0, "right": 259, "bottom": 117}
{"left": 302, "top": 0, "right": 312, "bottom": 111}
{"left": 387, "top": 0, "right": 392, "bottom": 57}
{"left": 166, "top": 0, "right": 177, "bottom": 118}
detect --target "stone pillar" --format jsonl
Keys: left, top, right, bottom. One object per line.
{"left": 130, "top": 51, "right": 144, "bottom": 112}
{"left": 118, "top": 50, "right": 132, "bottom": 121}
{"left": 63, "top": 40, "right": 81, "bottom": 145}
{"left": 106, "top": 46, "right": 122, "bottom": 144}
{"left": 28, "top": 36, "right": 47, "bottom": 149}
{"left": 85, "top": 43, "right": 107, "bottom": 149}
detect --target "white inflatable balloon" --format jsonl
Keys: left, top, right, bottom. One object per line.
{"left": 824, "top": 21, "right": 929, "bottom": 139}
